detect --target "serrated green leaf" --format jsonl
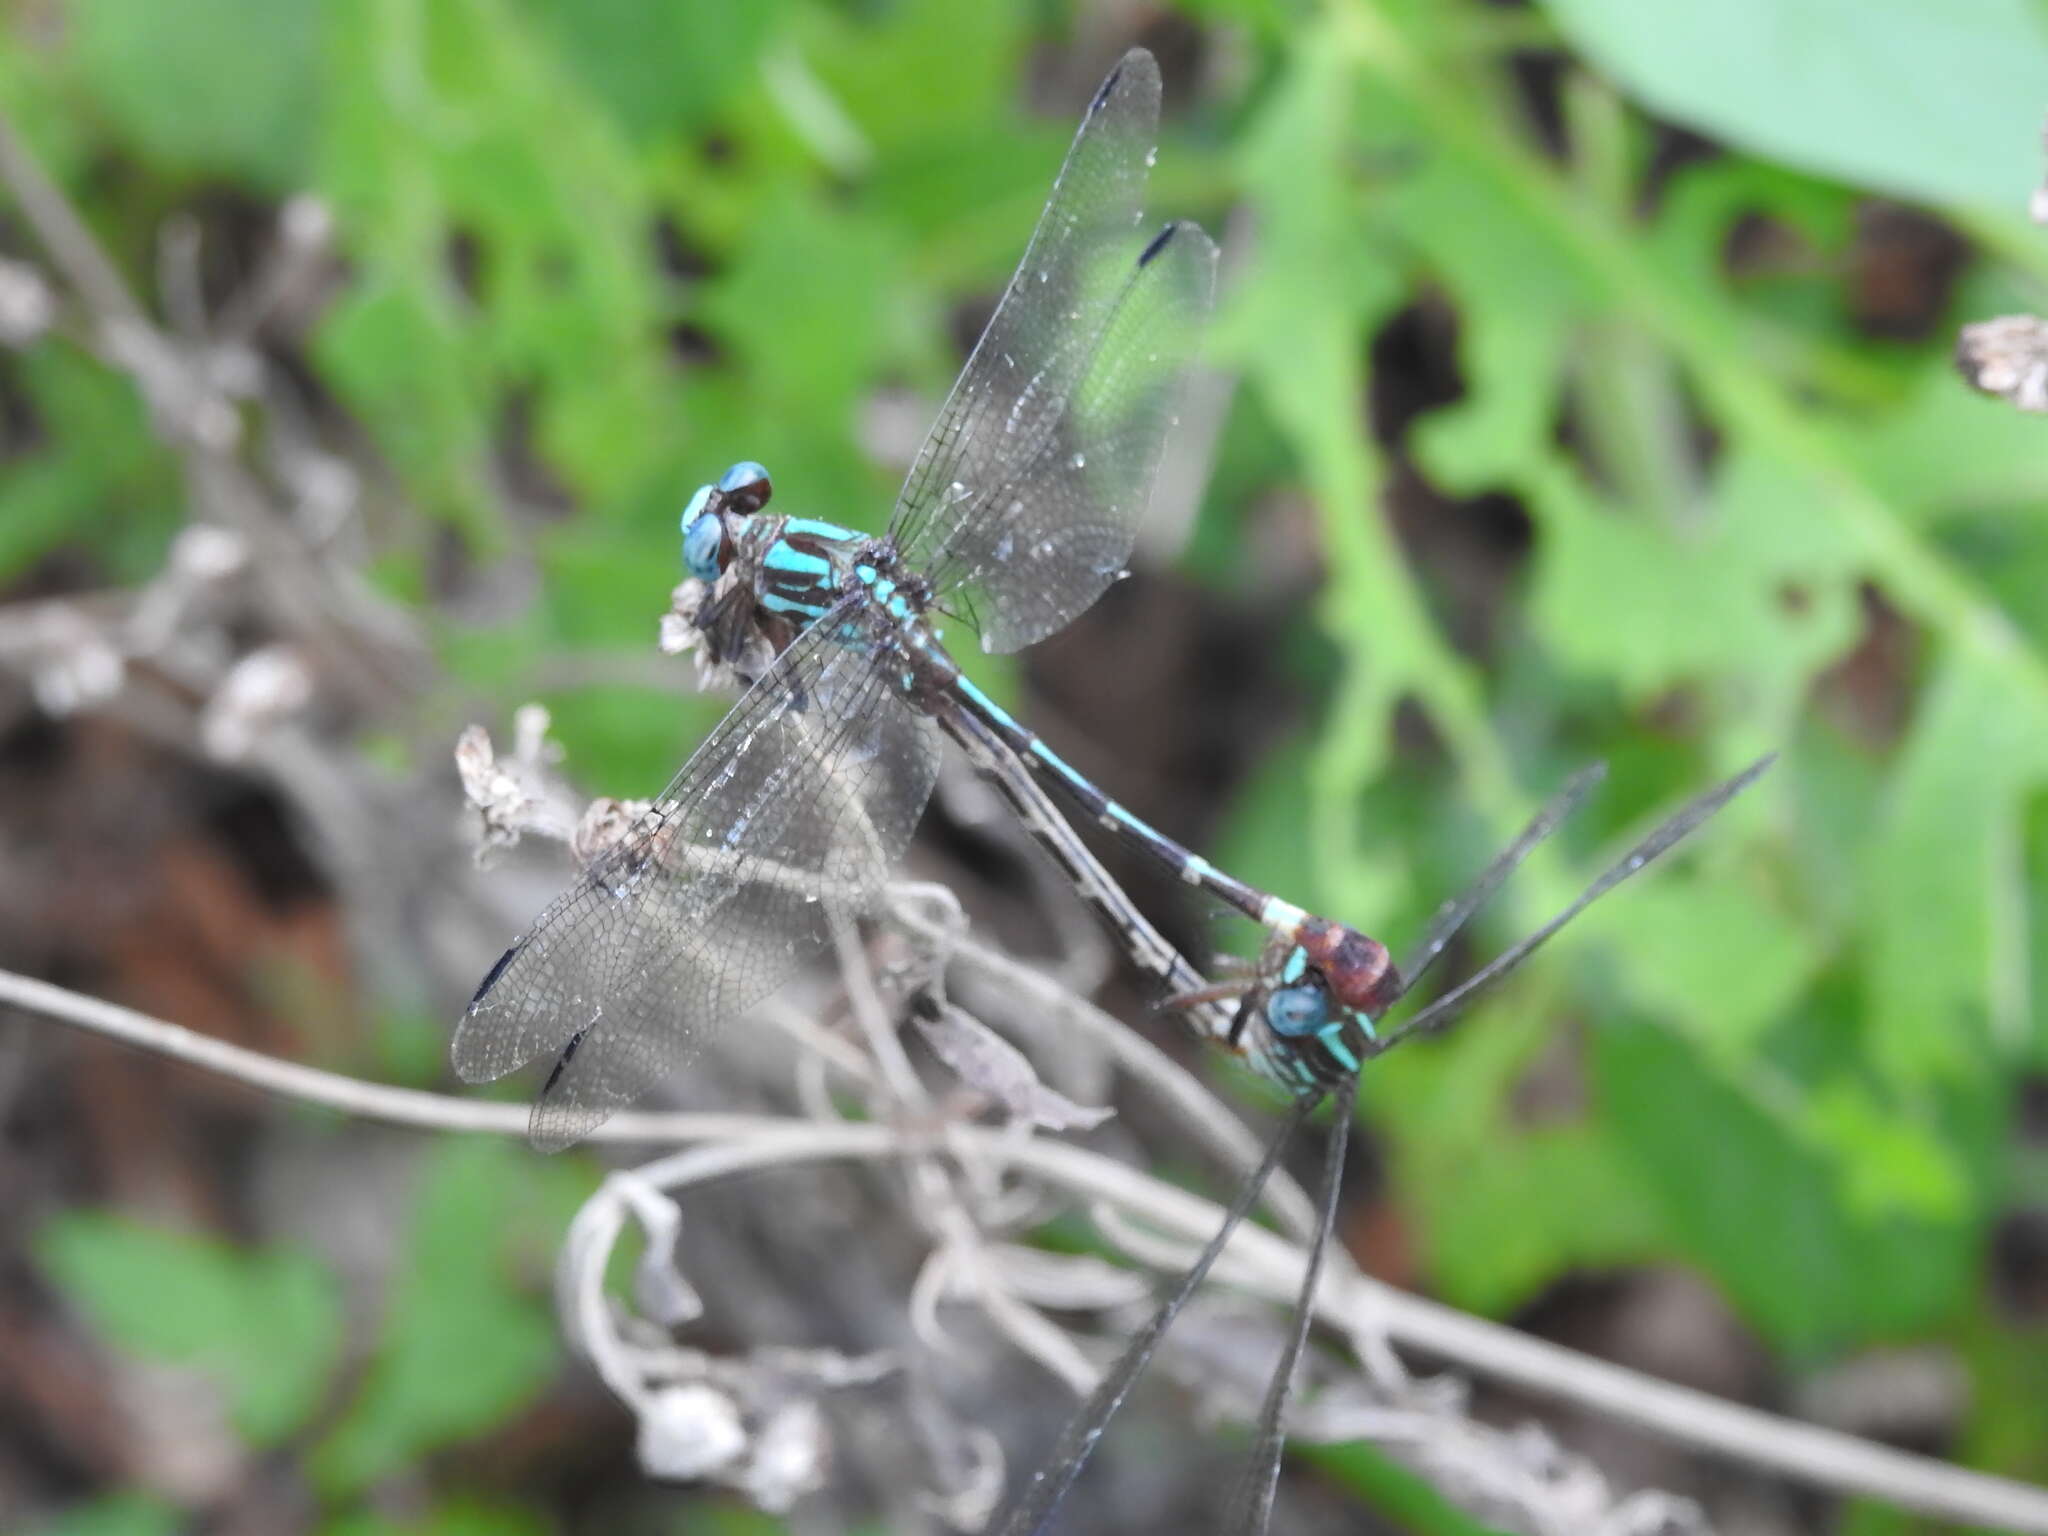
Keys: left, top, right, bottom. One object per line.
{"left": 1371, "top": 993, "right": 1667, "bottom": 1313}
{"left": 697, "top": 190, "right": 902, "bottom": 442}
{"left": 315, "top": 0, "right": 674, "bottom": 529}
{"left": 1528, "top": 447, "right": 1864, "bottom": 727}
{"left": 1220, "top": 34, "right": 1424, "bottom": 919}
{"left": 1413, "top": 1117, "right": 1668, "bottom": 1315}
{"left": 1540, "top": 0, "right": 2048, "bottom": 214}
{"left": 36, "top": 1213, "right": 342, "bottom": 1446}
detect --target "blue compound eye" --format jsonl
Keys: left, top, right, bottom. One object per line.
{"left": 718, "top": 460, "right": 772, "bottom": 513}
{"left": 682, "top": 506, "right": 724, "bottom": 582}
{"left": 1264, "top": 983, "right": 1332, "bottom": 1038}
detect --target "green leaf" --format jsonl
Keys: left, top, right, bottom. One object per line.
{"left": 1605, "top": 871, "right": 1819, "bottom": 1056}
{"left": 0, "top": 348, "right": 179, "bottom": 583}
{"left": 67, "top": 0, "right": 320, "bottom": 188}
{"left": 1597, "top": 1024, "right": 1972, "bottom": 1353}
{"left": 1864, "top": 647, "right": 2048, "bottom": 1085}
{"left": 1527, "top": 447, "right": 1863, "bottom": 731}
{"left": 36, "top": 1214, "right": 342, "bottom": 1445}
{"left": 516, "top": 0, "right": 784, "bottom": 143}
{"left": 1804, "top": 1078, "right": 1972, "bottom": 1222}
{"left": 33, "top": 1494, "right": 183, "bottom": 1536}
{"left": 312, "top": 1137, "right": 582, "bottom": 1492}
{"left": 696, "top": 190, "right": 903, "bottom": 446}
{"left": 1539, "top": 0, "right": 2048, "bottom": 213}
{"left": 321, "top": 1498, "right": 550, "bottom": 1536}
{"left": 1305, "top": 1441, "right": 1503, "bottom": 1536}
{"left": 315, "top": 0, "right": 674, "bottom": 528}
{"left": 802, "top": 0, "right": 1021, "bottom": 159}
{"left": 1373, "top": 1000, "right": 1667, "bottom": 1314}
{"left": 1221, "top": 33, "right": 1421, "bottom": 919}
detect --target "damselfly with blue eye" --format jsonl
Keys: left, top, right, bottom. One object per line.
{"left": 454, "top": 47, "right": 1250, "bottom": 1143}
{"left": 451, "top": 45, "right": 1772, "bottom": 1528}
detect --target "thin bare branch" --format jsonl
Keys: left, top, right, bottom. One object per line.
{"left": 8, "top": 965, "right": 2048, "bottom": 1531}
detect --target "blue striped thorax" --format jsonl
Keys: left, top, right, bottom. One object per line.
{"left": 678, "top": 460, "right": 948, "bottom": 679}
{"left": 680, "top": 462, "right": 852, "bottom": 623}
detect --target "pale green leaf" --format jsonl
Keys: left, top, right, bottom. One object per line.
{"left": 36, "top": 1214, "right": 342, "bottom": 1446}
{"left": 516, "top": 0, "right": 784, "bottom": 142}
{"left": 68, "top": 0, "right": 319, "bottom": 188}
{"left": 1540, "top": 0, "right": 2048, "bottom": 213}
{"left": 1598, "top": 1024, "right": 1972, "bottom": 1351}
{"left": 1864, "top": 647, "right": 2048, "bottom": 1082}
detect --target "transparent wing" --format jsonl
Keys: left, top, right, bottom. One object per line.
{"left": 452, "top": 607, "right": 943, "bottom": 1149}
{"left": 889, "top": 49, "right": 1217, "bottom": 653}
{"left": 922, "top": 222, "right": 1216, "bottom": 653}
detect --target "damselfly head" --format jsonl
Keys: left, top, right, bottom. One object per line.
{"left": 1293, "top": 916, "right": 1400, "bottom": 1018}
{"left": 717, "top": 459, "right": 773, "bottom": 512}
{"left": 681, "top": 491, "right": 726, "bottom": 581}
{"left": 682, "top": 462, "right": 774, "bottom": 582}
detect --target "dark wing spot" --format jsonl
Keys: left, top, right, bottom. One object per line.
{"left": 541, "top": 1028, "right": 585, "bottom": 1099}
{"left": 1091, "top": 60, "right": 1125, "bottom": 113}
{"left": 1137, "top": 222, "right": 1179, "bottom": 268}
{"left": 469, "top": 942, "right": 522, "bottom": 1009}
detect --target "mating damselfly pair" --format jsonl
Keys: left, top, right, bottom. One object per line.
{"left": 454, "top": 48, "right": 1769, "bottom": 1532}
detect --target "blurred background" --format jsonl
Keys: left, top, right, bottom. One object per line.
{"left": 3, "top": 0, "right": 2047, "bottom": 1532}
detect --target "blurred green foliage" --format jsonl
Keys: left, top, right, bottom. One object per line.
{"left": 37, "top": 1212, "right": 345, "bottom": 1445}
{"left": 9, "top": 0, "right": 2048, "bottom": 1524}
{"left": 33, "top": 1139, "right": 591, "bottom": 1534}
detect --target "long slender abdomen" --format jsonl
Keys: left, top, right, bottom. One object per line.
{"left": 947, "top": 675, "right": 1270, "bottom": 923}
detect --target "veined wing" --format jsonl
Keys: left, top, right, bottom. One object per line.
{"left": 890, "top": 49, "right": 1217, "bottom": 654}
{"left": 453, "top": 606, "right": 942, "bottom": 1149}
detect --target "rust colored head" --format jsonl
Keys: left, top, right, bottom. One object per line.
{"left": 1296, "top": 917, "right": 1401, "bottom": 1018}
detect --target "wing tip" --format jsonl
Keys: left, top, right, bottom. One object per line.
{"left": 1092, "top": 47, "right": 1161, "bottom": 116}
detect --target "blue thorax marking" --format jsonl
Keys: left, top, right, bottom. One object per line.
{"left": 1315, "top": 1026, "right": 1360, "bottom": 1073}
{"left": 765, "top": 544, "right": 832, "bottom": 580}
{"left": 760, "top": 590, "right": 831, "bottom": 618}
{"left": 783, "top": 517, "right": 862, "bottom": 542}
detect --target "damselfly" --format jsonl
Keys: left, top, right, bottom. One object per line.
{"left": 455, "top": 47, "right": 1235, "bottom": 1143}
{"left": 452, "top": 46, "right": 1772, "bottom": 1528}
